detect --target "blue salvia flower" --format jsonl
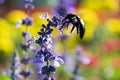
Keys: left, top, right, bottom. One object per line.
{"left": 16, "top": 0, "right": 34, "bottom": 28}
{"left": 40, "top": 13, "right": 63, "bottom": 34}
{"left": 15, "top": 0, "right": 35, "bottom": 79}
{"left": 10, "top": 51, "right": 21, "bottom": 80}
{"left": 2, "top": 51, "right": 22, "bottom": 80}
{"left": 16, "top": 0, "right": 34, "bottom": 65}
{"left": 34, "top": 13, "right": 64, "bottom": 80}
{"left": 24, "top": 0, "right": 34, "bottom": 10}
{"left": 70, "top": 46, "right": 90, "bottom": 80}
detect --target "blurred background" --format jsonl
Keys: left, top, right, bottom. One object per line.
{"left": 0, "top": 0, "right": 120, "bottom": 80}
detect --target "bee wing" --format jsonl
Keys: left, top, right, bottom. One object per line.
{"left": 79, "top": 19, "right": 85, "bottom": 39}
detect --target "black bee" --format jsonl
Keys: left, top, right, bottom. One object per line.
{"left": 60, "top": 13, "right": 85, "bottom": 39}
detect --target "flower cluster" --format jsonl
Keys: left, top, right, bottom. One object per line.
{"left": 10, "top": 51, "right": 21, "bottom": 80}
{"left": 17, "top": 22, "right": 33, "bottom": 80}
{"left": 2, "top": 51, "right": 21, "bottom": 80}
{"left": 16, "top": 0, "right": 34, "bottom": 28}
{"left": 34, "top": 13, "right": 64, "bottom": 80}
{"left": 14, "top": 0, "right": 35, "bottom": 79}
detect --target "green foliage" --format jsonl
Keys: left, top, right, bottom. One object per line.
{"left": 0, "top": 75, "right": 10, "bottom": 80}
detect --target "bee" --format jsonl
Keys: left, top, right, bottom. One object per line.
{"left": 60, "top": 13, "right": 85, "bottom": 39}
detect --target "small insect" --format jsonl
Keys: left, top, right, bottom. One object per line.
{"left": 60, "top": 13, "right": 85, "bottom": 39}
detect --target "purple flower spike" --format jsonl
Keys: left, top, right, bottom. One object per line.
{"left": 24, "top": 0, "right": 33, "bottom": 3}
{"left": 25, "top": 3, "right": 35, "bottom": 10}
{"left": 24, "top": 0, "right": 34, "bottom": 10}
{"left": 22, "top": 17, "right": 33, "bottom": 26}
{"left": 34, "top": 13, "right": 65, "bottom": 80}
{"left": 12, "top": 0, "right": 35, "bottom": 80}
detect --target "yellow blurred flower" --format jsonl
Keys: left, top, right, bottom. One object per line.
{"left": 0, "top": 18, "right": 13, "bottom": 39}
{"left": 0, "top": 18, "right": 14, "bottom": 55}
{"left": 81, "top": 0, "right": 119, "bottom": 12}
{"left": 31, "top": 12, "right": 48, "bottom": 26}
{"left": 102, "top": 0, "right": 119, "bottom": 12}
{"left": 6, "top": 10, "right": 27, "bottom": 24}
{"left": 81, "top": 0, "right": 102, "bottom": 10}
{"left": 77, "top": 8, "right": 100, "bottom": 40}
{"left": 0, "top": 37, "right": 14, "bottom": 54}
{"left": 6, "top": 10, "right": 29, "bottom": 38}
{"left": 105, "top": 19, "right": 120, "bottom": 34}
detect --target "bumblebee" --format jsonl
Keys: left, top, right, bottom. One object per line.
{"left": 60, "top": 14, "right": 85, "bottom": 39}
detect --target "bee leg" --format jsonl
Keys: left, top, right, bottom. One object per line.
{"left": 70, "top": 25, "right": 75, "bottom": 33}
{"left": 60, "top": 22, "right": 66, "bottom": 30}
{"left": 76, "top": 25, "right": 79, "bottom": 34}
{"left": 60, "top": 21, "right": 69, "bottom": 30}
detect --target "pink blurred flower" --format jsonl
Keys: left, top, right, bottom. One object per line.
{"left": 101, "top": 39, "right": 120, "bottom": 52}
{"left": 81, "top": 54, "right": 100, "bottom": 68}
